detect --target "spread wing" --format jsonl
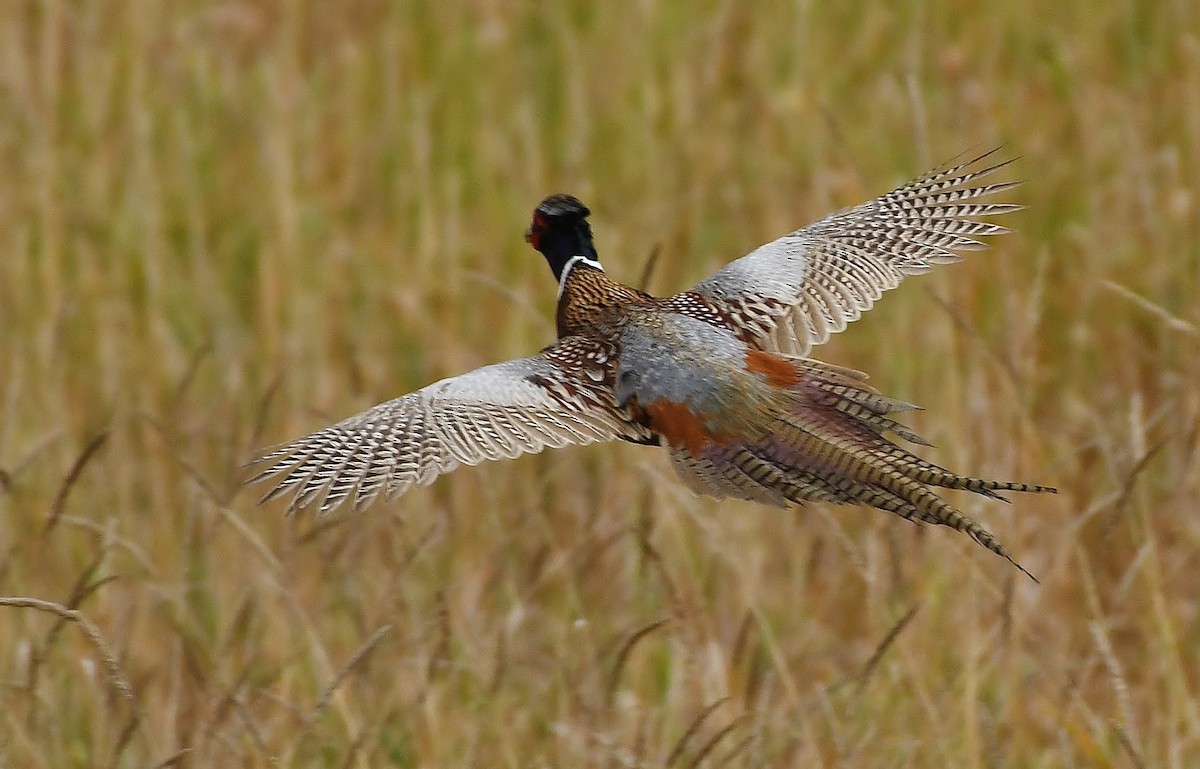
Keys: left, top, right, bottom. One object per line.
{"left": 248, "top": 336, "right": 649, "bottom": 515}
{"left": 690, "top": 149, "right": 1022, "bottom": 355}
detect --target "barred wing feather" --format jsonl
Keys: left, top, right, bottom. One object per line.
{"left": 249, "top": 337, "right": 647, "bottom": 514}
{"left": 691, "top": 149, "right": 1022, "bottom": 355}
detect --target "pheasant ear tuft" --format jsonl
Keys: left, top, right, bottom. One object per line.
{"left": 535, "top": 194, "right": 590, "bottom": 220}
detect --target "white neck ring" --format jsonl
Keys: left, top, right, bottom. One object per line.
{"left": 556, "top": 255, "right": 604, "bottom": 299}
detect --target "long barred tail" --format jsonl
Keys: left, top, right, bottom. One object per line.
{"left": 670, "top": 359, "right": 1056, "bottom": 579}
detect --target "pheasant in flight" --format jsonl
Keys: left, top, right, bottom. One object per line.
{"left": 249, "top": 150, "right": 1055, "bottom": 577}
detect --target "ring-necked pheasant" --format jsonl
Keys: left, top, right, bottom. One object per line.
{"left": 249, "top": 149, "right": 1055, "bottom": 578}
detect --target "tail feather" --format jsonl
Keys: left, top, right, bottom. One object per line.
{"left": 726, "top": 447, "right": 843, "bottom": 504}
{"left": 783, "top": 420, "right": 1046, "bottom": 580}
{"left": 673, "top": 360, "right": 1053, "bottom": 578}
{"left": 669, "top": 449, "right": 791, "bottom": 507}
{"left": 663, "top": 354, "right": 1054, "bottom": 577}
{"left": 787, "top": 357, "right": 920, "bottom": 415}
{"left": 791, "top": 367, "right": 1055, "bottom": 499}
{"left": 888, "top": 476, "right": 1042, "bottom": 583}
{"left": 830, "top": 399, "right": 933, "bottom": 446}
{"left": 860, "top": 435, "right": 1056, "bottom": 499}
{"left": 815, "top": 383, "right": 920, "bottom": 416}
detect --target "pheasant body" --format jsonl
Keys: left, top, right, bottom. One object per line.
{"left": 249, "top": 151, "right": 1056, "bottom": 576}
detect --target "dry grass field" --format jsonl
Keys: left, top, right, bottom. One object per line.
{"left": 1, "top": 0, "right": 1198, "bottom": 766}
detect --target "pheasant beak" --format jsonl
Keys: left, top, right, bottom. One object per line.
{"left": 524, "top": 226, "right": 533, "bottom": 244}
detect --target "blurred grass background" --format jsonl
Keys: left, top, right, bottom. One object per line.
{"left": 1, "top": 0, "right": 1198, "bottom": 766}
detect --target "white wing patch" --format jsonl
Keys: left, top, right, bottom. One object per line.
{"left": 691, "top": 150, "right": 1021, "bottom": 355}
{"left": 248, "top": 338, "right": 647, "bottom": 515}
